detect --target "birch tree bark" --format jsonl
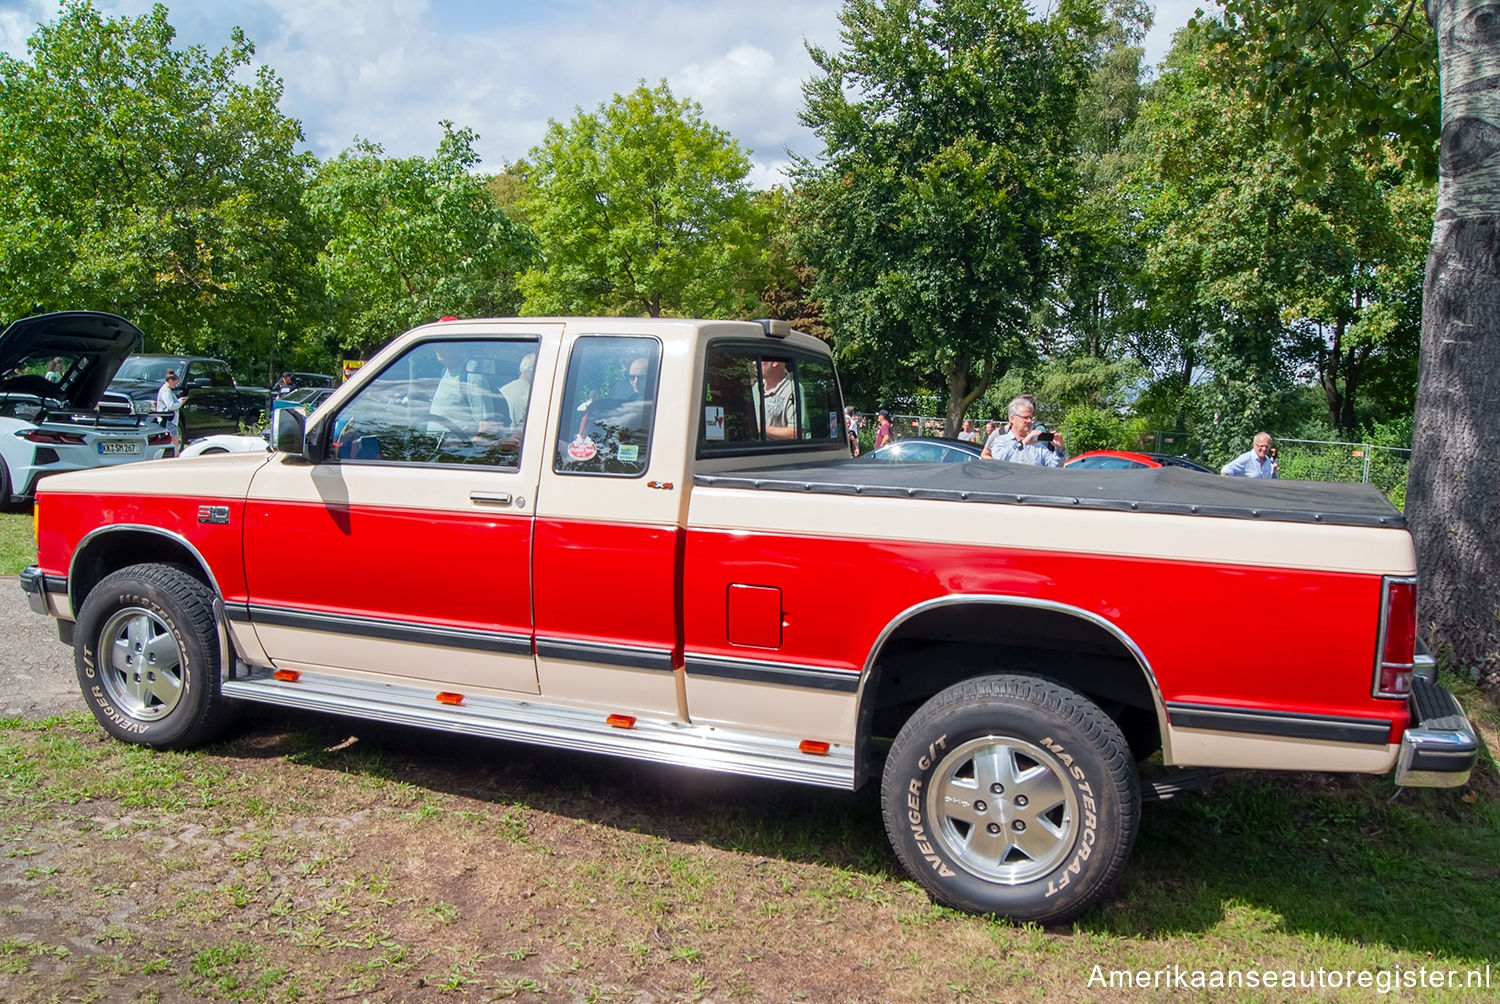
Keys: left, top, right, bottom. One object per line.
{"left": 1409, "top": 1, "right": 1500, "bottom": 684}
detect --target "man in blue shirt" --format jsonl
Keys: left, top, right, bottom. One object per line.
{"left": 981, "top": 395, "right": 1064, "bottom": 467}
{"left": 1221, "top": 432, "right": 1279, "bottom": 478}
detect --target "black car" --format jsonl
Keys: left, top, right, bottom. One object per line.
{"left": 102, "top": 355, "right": 267, "bottom": 442}
{"left": 859, "top": 437, "right": 984, "bottom": 463}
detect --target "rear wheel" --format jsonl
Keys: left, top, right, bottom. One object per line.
{"left": 881, "top": 674, "right": 1139, "bottom": 924}
{"left": 74, "top": 563, "right": 237, "bottom": 749}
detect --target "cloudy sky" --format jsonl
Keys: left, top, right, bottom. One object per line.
{"left": 1, "top": 1, "right": 1213, "bottom": 187}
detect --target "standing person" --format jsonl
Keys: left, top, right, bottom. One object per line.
{"left": 981, "top": 395, "right": 1063, "bottom": 467}
{"left": 274, "top": 372, "right": 296, "bottom": 397}
{"left": 844, "top": 405, "right": 861, "bottom": 456}
{"left": 1221, "top": 432, "right": 1279, "bottom": 478}
{"left": 957, "top": 419, "right": 979, "bottom": 443}
{"left": 874, "top": 409, "right": 893, "bottom": 449}
{"left": 156, "top": 369, "right": 183, "bottom": 448}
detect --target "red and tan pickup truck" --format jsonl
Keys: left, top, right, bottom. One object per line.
{"left": 20, "top": 316, "right": 1478, "bottom": 923}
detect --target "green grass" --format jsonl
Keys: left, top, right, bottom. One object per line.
{"left": 0, "top": 700, "right": 1496, "bottom": 1002}
{"left": 0, "top": 509, "right": 34, "bottom": 575}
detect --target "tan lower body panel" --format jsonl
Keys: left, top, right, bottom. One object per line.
{"left": 1167, "top": 725, "right": 1398, "bottom": 774}
{"left": 683, "top": 675, "right": 858, "bottom": 746}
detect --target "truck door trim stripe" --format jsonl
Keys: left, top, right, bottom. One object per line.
{"left": 536, "top": 637, "right": 674, "bottom": 672}
{"left": 246, "top": 604, "right": 532, "bottom": 656}
{"left": 684, "top": 655, "right": 861, "bottom": 692}
{"left": 1166, "top": 701, "right": 1391, "bottom": 745}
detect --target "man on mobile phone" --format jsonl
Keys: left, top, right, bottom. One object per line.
{"left": 981, "top": 395, "right": 1063, "bottom": 467}
{"left": 1221, "top": 432, "right": 1279, "bottom": 478}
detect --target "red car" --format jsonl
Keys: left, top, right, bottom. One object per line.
{"left": 1064, "top": 449, "right": 1214, "bottom": 473}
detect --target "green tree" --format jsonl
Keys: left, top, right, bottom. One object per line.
{"left": 1215, "top": 1, "right": 1500, "bottom": 685}
{"left": 1123, "top": 17, "right": 1430, "bottom": 461}
{"left": 0, "top": 0, "right": 319, "bottom": 380}
{"left": 793, "top": 0, "right": 1106, "bottom": 437}
{"left": 518, "top": 81, "right": 769, "bottom": 319}
{"left": 306, "top": 124, "right": 534, "bottom": 357}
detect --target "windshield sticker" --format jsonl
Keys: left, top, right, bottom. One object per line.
{"left": 704, "top": 405, "right": 725, "bottom": 440}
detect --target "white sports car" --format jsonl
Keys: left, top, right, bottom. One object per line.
{"left": 1, "top": 311, "right": 173, "bottom": 504}
{"left": 179, "top": 432, "right": 270, "bottom": 457}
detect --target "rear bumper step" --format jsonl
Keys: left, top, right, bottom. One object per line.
{"left": 1395, "top": 678, "right": 1478, "bottom": 787}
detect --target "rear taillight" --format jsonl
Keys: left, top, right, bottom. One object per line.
{"left": 16, "top": 428, "right": 87, "bottom": 445}
{"left": 147, "top": 431, "right": 174, "bottom": 446}
{"left": 1375, "top": 576, "right": 1417, "bottom": 698}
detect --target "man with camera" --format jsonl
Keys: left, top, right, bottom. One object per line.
{"left": 981, "top": 395, "right": 1064, "bottom": 467}
{"left": 1221, "top": 432, "right": 1279, "bottom": 478}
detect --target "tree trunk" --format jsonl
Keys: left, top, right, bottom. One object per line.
{"left": 1410, "top": 0, "right": 1500, "bottom": 686}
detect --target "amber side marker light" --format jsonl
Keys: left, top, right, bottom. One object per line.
{"left": 799, "top": 740, "right": 831, "bottom": 756}
{"left": 272, "top": 669, "right": 300, "bottom": 682}
{"left": 606, "top": 714, "right": 637, "bottom": 729}
{"left": 435, "top": 692, "right": 464, "bottom": 706}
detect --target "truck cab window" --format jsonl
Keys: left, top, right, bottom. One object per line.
{"left": 553, "top": 335, "right": 661, "bottom": 477}
{"left": 701, "top": 347, "right": 844, "bottom": 448}
{"left": 328, "top": 337, "right": 537, "bottom": 467}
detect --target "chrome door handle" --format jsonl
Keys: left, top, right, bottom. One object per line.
{"left": 469, "top": 491, "right": 512, "bottom": 505}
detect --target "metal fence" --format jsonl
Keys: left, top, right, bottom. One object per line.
{"left": 1274, "top": 437, "right": 1411, "bottom": 499}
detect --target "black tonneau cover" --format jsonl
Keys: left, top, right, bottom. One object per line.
{"left": 695, "top": 459, "right": 1405, "bottom": 529}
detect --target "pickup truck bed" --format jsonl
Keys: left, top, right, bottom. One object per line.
{"left": 698, "top": 459, "right": 1406, "bottom": 528}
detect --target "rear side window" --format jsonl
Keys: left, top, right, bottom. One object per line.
{"left": 700, "top": 346, "right": 844, "bottom": 450}
{"left": 553, "top": 335, "right": 661, "bottom": 477}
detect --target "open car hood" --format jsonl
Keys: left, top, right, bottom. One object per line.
{"left": 0, "top": 311, "right": 145, "bottom": 408}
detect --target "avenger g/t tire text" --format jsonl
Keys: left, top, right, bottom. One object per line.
{"left": 74, "top": 563, "right": 236, "bottom": 749}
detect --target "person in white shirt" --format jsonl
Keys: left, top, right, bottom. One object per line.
{"left": 156, "top": 370, "right": 183, "bottom": 446}
{"left": 1221, "top": 432, "right": 1279, "bottom": 478}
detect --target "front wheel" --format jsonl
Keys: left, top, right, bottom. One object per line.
{"left": 73, "top": 563, "right": 237, "bottom": 749}
{"left": 881, "top": 674, "right": 1140, "bottom": 924}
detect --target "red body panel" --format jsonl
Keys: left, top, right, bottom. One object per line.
{"left": 532, "top": 518, "right": 681, "bottom": 658}
{"left": 39, "top": 490, "right": 1405, "bottom": 735}
{"left": 682, "top": 527, "right": 1402, "bottom": 730}
{"left": 242, "top": 499, "right": 533, "bottom": 636}
{"left": 40, "top": 492, "right": 251, "bottom": 600}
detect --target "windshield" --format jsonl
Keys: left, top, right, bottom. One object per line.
{"left": 114, "top": 357, "right": 187, "bottom": 383}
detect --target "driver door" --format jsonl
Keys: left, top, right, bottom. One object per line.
{"left": 242, "top": 326, "right": 559, "bottom": 695}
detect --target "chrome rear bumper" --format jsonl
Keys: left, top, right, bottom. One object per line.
{"left": 1395, "top": 677, "right": 1478, "bottom": 787}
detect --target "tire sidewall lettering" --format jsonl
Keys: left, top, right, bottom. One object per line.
{"left": 1039, "top": 734, "right": 1098, "bottom": 900}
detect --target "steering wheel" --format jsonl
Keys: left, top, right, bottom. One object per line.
{"left": 426, "top": 413, "right": 475, "bottom": 461}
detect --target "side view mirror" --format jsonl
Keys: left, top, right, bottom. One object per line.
{"left": 271, "top": 406, "right": 306, "bottom": 456}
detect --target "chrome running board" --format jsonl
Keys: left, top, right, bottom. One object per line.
{"left": 221, "top": 666, "right": 857, "bottom": 789}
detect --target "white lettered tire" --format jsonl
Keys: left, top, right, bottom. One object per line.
{"left": 881, "top": 674, "right": 1140, "bottom": 923}
{"left": 74, "top": 563, "right": 238, "bottom": 749}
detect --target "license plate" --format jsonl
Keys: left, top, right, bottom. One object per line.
{"left": 97, "top": 441, "right": 141, "bottom": 455}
